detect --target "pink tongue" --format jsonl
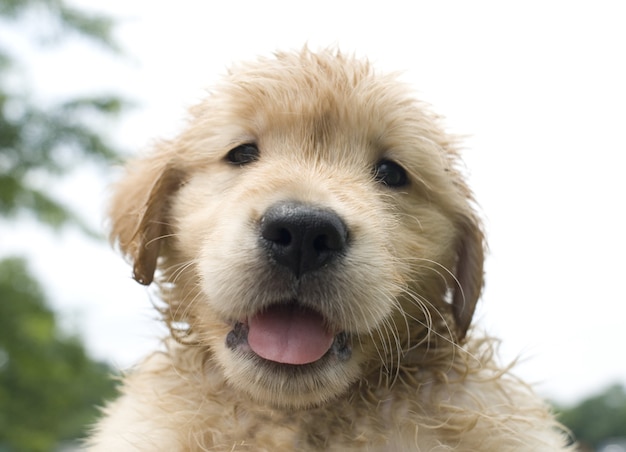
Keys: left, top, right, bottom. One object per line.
{"left": 248, "top": 305, "right": 334, "bottom": 365}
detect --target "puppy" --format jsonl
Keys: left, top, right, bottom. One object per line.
{"left": 87, "top": 49, "right": 573, "bottom": 451}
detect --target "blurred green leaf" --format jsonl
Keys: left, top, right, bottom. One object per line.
{"left": 556, "top": 384, "right": 626, "bottom": 449}
{"left": 0, "top": 0, "right": 127, "bottom": 449}
{"left": 0, "top": 0, "right": 127, "bottom": 232}
{"left": 0, "top": 0, "right": 119, "bottom": 51}
{"left": 0, "top": 258, "right": 118, "bottom": 451}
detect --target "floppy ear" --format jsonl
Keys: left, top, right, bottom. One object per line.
{"left": 108, "top": 157, "right": 184, "bottom": 286}
{"left": 451, "top": 216, "right": 485, "bottom": 340}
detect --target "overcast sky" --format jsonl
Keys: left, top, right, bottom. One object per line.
{"left": 1, "top": 0, "right": 625, "bottom": 404}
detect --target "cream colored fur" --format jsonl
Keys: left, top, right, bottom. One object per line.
{"left": 87, "top": 49, "right": 574, "bottom": 451}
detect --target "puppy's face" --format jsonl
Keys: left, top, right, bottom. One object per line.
{"left": 109, "top": 50, "right": 484, "bottom": 408}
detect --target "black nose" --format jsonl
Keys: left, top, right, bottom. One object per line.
{"left": 260, "top": 202, "right": 348, "bottom": 277}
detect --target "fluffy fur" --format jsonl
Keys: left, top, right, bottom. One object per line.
{"left": 87, "top": 49, "right": 573, "bottom": 451}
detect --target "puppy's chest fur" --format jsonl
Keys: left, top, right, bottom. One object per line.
{"left": 127, "top": 348, "right": 416, "bottom": 451}
{"left": 91, "top": 342, "right": 567, "bottom": 452}
{"left": 199, "top": 394, "right": 396, "bottom": 451}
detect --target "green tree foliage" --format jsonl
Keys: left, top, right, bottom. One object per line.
{"left": 0, "top": 0, "right": 126, "bottom": 450}
{"left": 0, "top": 0, "right": 118, "bottom": 51}
{"left": 0, "top": 258, "right": 118, "bottom": 451}
{"left": 0, "top": 0, "right": 126, "bottom": 232}
{"left": 557, "top": 384, "right": 626, "bottom": 450}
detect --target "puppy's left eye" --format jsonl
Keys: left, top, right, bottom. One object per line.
{"left": 374, "top": 159, "right": 409, "bottom": 187}
{"left": 226, "top": 143, "right": 260, "bottom": 165}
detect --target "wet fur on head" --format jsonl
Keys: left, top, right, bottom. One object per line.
{"left": 90, "top": 49, "right": 573, "bottom": 451}
{"left": 110, "top": 49, "right": 483, "bottom": 338}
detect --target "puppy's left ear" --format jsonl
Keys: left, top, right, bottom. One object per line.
{"left": 131, "top": 167, "right": 183, "bottom": 285}
{"left": 108, "top": 154, "right": 184, "bottom": 286}
{"left": 452, "top": 216, "right": 485, "bottom": 340}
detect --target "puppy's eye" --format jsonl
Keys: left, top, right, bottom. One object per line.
{"left": 226, "top": 143, "right": 259, "bottom": 165}
{"left": 374, "top": 159, "right": 409, "bottom": 187}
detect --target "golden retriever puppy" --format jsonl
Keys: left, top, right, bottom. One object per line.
{"left": 87, "top": 49, "right": 573, "bottom": 451}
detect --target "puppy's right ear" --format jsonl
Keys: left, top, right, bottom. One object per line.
{"left": 451, "top": 216, "right": 485, "bottom": 341}
{"left": 108, "top": 156, "right": 184, "bottom": 285}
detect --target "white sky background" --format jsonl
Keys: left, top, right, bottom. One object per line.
{"left": 1, "top": 0, "right": 625, "bottom": 405}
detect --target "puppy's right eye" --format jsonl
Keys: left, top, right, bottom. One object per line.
{"left": 226, "top": 143, "right": 259, "bottom": 165}
{"left": 374, "top": 159, "right": 409, "bottom": 188}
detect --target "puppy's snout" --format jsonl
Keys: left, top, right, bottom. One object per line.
{"left": 260, "top": 202, "right": 348, "bottom": 277}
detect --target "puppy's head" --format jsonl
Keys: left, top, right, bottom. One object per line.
{"left": 109, "top": 49, "right": 484, "bottom": 408}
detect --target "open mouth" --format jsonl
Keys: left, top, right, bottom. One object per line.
{"left": 226, "top": 303, "right": 352, "bottom": 365}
